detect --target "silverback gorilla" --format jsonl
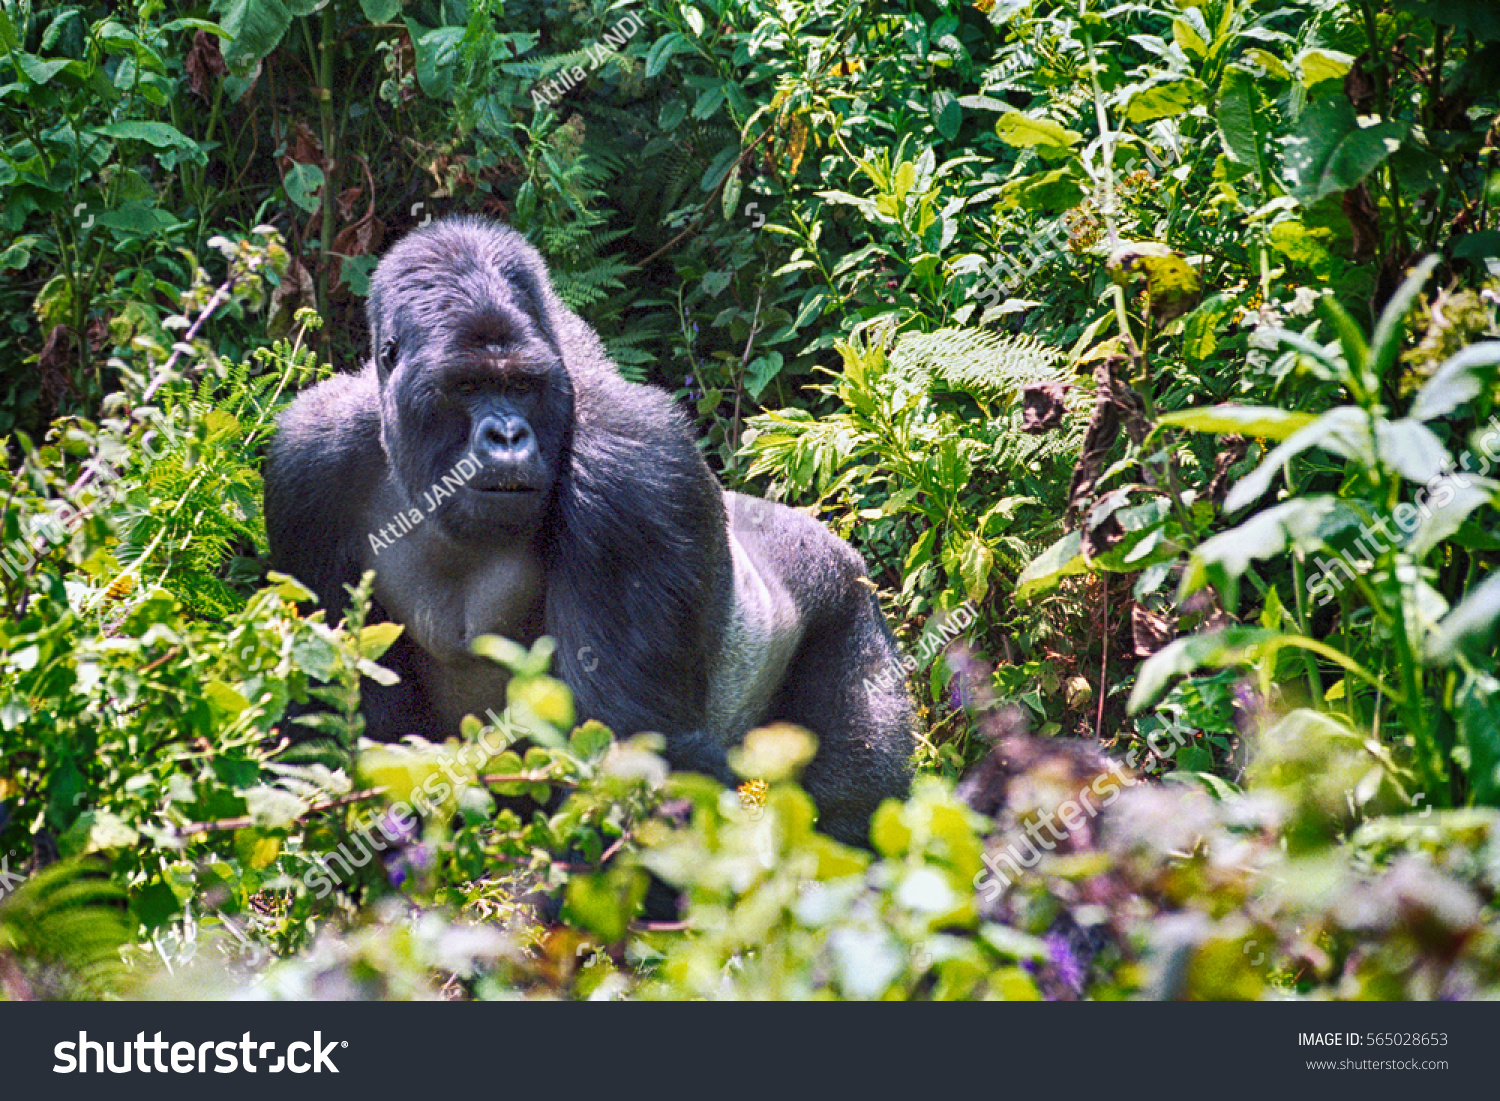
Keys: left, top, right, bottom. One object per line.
{"left": 264, "top": 216, "right": 913, "bottom": 846}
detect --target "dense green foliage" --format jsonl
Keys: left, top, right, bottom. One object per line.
{"left": 2, "top": 0, "right": 1500, "bottom": 999}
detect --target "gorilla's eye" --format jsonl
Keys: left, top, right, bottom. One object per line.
{"left": 380, "top": 338, "right": 399, "bottom": 369}
{"left": 453, "top": 379, "right": 484, "bottom": 397}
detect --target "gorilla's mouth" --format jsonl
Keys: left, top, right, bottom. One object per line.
{"left": 469, "top": 477, "right": 537, "bottom": 494}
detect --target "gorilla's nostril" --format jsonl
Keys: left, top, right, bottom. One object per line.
{"left": 482, "top": 415, "right": 532, "bottom": 452}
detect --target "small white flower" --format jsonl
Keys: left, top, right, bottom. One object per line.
{"left": 1286, "top": 285, "right": 1322, "bottom": 317}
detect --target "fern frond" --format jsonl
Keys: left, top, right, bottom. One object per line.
{"left": 890, "top": 328, "right": 1061, "bottom": 401}
{"left": 0, "top": 861, "right": 133, "bottom": 999}
{"left": 889, "top": 327, "right": 1092, "bottom": 467}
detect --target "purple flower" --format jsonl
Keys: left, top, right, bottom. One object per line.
{"left": 1046, "top": 929, "right": 1086, "bottom": 994}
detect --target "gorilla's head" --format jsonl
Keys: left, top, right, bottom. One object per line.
{"left": 366, "top": 218, "right": 574, "bottom": 543}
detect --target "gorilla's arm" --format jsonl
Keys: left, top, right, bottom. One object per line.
{"left": 263, "top": 365, "right": 440, "bottom": 739}
{"left": 730, "top": 496, "right": 915, "bottom": 845}
{"left": 542, "top": 309, "right": 735, "bottom": 775}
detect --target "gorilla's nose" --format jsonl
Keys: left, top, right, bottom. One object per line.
{"left": 479, "top": 413, "right": 535, "bottom": 458}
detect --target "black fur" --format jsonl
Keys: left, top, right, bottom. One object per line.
{"left": 264, "top": 216, "right": 914, "bottom": 845}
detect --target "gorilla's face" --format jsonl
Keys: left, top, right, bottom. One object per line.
{"left": 370, "top": 225, "right": 574, "bottom": 544}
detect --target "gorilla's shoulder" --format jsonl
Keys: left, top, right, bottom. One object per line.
{"left": 265, "top": 365, "right": 386, "bottom": 587}
{"left": 268, "top": 364, "right": 385, "bottom": 484}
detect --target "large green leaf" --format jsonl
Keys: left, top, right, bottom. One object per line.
{"left": 217, "top": 0, "right": 296, "bottom": 69}
{"left": 994, "top": 111, "right": 1082, "bottom": 159}
{"left": 1224, "top": 406, "right": 1365, "bottom": 512}
{"left": 1171, "top": 11, "right": 1210, "bottom": 58}
{"left": 1409, "top": 476, "right": 1499, "bottom": 559}
{"left": 407, "top": 22, "right": 464, "bottom": 99}
{"left": 1129, "top": 628, "right": 1280, "bottom": 713}
{"left": 1159, "top": 404, "right": 1317, "bottom": 441}
{"left": 1409, "top": 342, "right": 1500, "bottom": 422}
{"left": 1015, "top": 529, "right": 1084, "bottom": 600}
{"left": 1124, "top": 78, "right": 1205, "bottom": 124}
{"left": 1183, "top": 496, "right": 1353, "bottom": 611}
{"left": 998, "top": 165, "right": 1088, "bottom": 212}
{"left": 1426, "top": 570, "right": 1500, "bottom": 663}
{"left": 1216, "top": 68, "right": 1266, "bottom": 175}
{"left": 645, "top": 31, "right": 690, "bottom": 78}
{"left": 1376, "top": 418, "right": 1452, "bottom": 484}
{"left": 1282, "top": 91, "right": 1408, "bottom": 206}
{"left": 96, "top": 121, "right": 200, "bottom": 157}
{"left": 1369, "top": 255, "right": 1440, "bottom": 388}
{"left": 1295, "top": 48, "right": 1356, "bottom": 88}
{"left": 1225, "top": 408, "right": 1448, "bottom": 511}
{"left": 1179, "top": 293, "right": 1236, "bottom": 361}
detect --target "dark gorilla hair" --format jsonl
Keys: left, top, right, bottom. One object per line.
{"left": 264, "top": 216, "right": 914, "bottom": 846}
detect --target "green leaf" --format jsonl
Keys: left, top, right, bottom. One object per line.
{"left": 645, "top": 31, "right": 689, "bottom": 78}
{"left": 1016, "top": 529, "right": 1084, "bottom": 600}
{"left": 283, "top": 162, "right": 325, "bottom": 213}
{"left": 1125, "top": 78, "right": 1204, "bottom": 123}
{"left": 1216, "top": 68, "right": 1265, "bottom": 175}
{"left": 359, "top": 0, "right": 403, "bottom": 20}
{"left": 1295, "top": 48, "right": 1356, "bottom": 88}
{"left": 1456, "top": 673, "right": 1500, "bottom": 805}
{"left": 1184, "top": 496, "right": 1350, "bottom": 611}
{"left": 1160, "top": 404, "right": 1318, "bottom": 441}
{"left": 1241, "top": 48, "right": 1290, "bottom": 81}
{"left": 994, "top": 111, "right": 1082, "bottom": 159}
{"left": 1409, "top": 341, "right": 1500, "bottom": 422}
{"left": 406, "top": 22, "right": 464, "bottom": 99}
{"left": 131, "top": 881, "right": 182, "bottom": 929}
{"left": 1369, "top": 255, "right": 1440, "bottom": 387}
{"left": 1426, "top": 570, "right": 1500, "bottom": 663}
{"left": 1453, "top": 231, "right": 1500, "bottom": 262}
{"left": 1268, "top": 219, "right": 1336, "bottom": 272}
{"left": 720, "top": 161, "right": 742, "bottom": 221}
{"left": 700, "top": 143, "right": 740, "bottom": 192}
{"left": 933, "top": 91, "right": 963, "bottom": 140}
{"left": 998, "top": 165, "right": 1088, "bottom": 212}
{"left": 1282, "top": 91, "right": 1408, "bottom": 206}
{"left": 1179, "top": 293, "right": 1236, "bottom": 361}
{"left": 219, "top": 0, "right": 295, "bottom": 69}
{"left": 1129, "top": 627, "right": 1280, "bottom": 713}
{"left": 1409, "top": 475, "right": 1499, "bottom": 559}
{"left": 1375, "top": 418, "right": 1450, "bottom": 484}
{"left": 1172, "top": 12, "right": 1210, "bottom": 58}
{"left": 563, "top": 867, "right": 646, "bottom": 942}
{"left": 957, "top": 534, "right": 994, "bottom": 603}
{"left": 17, "top": 54, "right": 73, "bottom": 84}
{"left": 745, "top": 352, "right": 784, "bottom": 400}
{"left": 96, "top": 121, "right": 200, "bottom": 156}
{"left": 1224, "top": 406, "right": 1365, "bottom": 512}
{"left": 569, "top": 721, "right": 613, "bottom": 761}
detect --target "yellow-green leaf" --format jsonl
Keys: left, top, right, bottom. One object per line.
{"left": 1159, "top": 404, "right": 1319, "bottom": 440}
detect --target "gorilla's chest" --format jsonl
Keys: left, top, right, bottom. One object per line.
{"left": 368, "top": 528, "right": 545, "bottom": 665}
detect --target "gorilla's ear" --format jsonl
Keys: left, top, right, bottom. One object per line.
{"left": 378, "top": 336, "right": 399, "bottom": 376}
